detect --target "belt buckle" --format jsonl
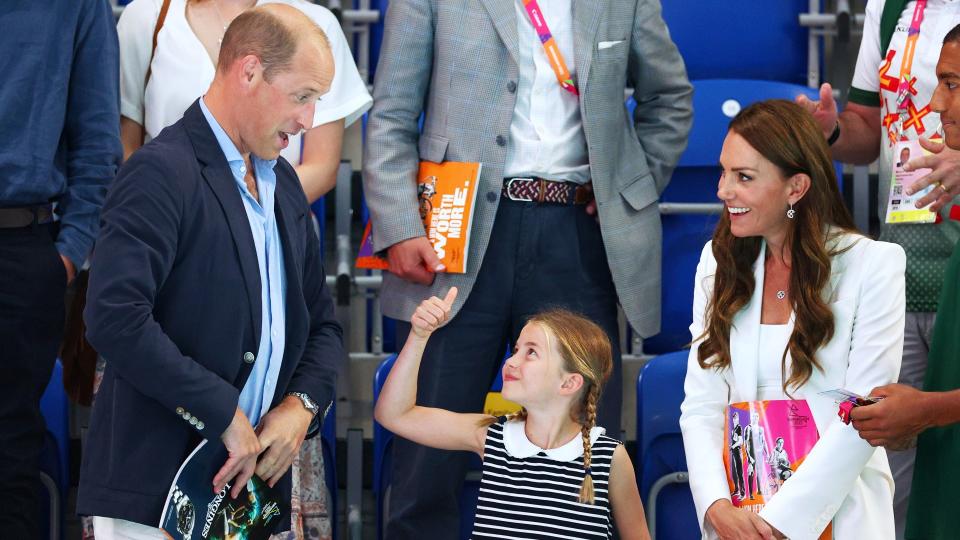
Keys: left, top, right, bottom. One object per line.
{"left": 506, "top": 178, "right": 534, "bottom": 202}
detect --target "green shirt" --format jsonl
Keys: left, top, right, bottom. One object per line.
{"left": 878, "top": 223, "right": 956, "bottom": 312}
{"left": 905, "top": 240, "right": 960, "bottom": 539}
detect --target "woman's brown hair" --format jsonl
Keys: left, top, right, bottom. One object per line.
{"left": 482, "top": 309, "right": 613, "bottom": 504}
{"left": 696, "top": 99, "right": 858, "bottom": 393}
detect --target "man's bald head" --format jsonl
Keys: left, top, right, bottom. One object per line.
{"left": 217, "top": 4, "right": 332, "bottom": 82}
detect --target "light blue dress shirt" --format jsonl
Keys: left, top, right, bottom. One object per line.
{"left": 199, "top": 98, "right": 287, "bottom": 427}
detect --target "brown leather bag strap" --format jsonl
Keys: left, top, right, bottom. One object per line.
{"left": 141, "top": 0, "right": 172, "bottom": 144}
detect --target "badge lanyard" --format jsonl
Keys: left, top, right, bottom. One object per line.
{"left": 521, "top": 0, "right": 579, "bottom": 97}
{"left": 891, "top": 0, "right": 927, "bottom": 142}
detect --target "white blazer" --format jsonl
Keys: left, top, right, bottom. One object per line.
{"left": 679, "top": 233, "right": 905, "bottom": 540}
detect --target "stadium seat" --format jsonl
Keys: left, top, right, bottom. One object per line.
{"left": 638, "top": 78, "right": 824, "bottom": 354}
{"left": 636, "top": 350, "right": 698, "bottom": 540}
{"left": 39, "top": 360, "right": 69, "bottom": 540}
{"left": 660, "top": 1, "right": 810, "bottom": 85}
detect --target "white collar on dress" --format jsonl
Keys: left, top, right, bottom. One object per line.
{"left": 502, "top": 419, "right": 605, "bottom": 462}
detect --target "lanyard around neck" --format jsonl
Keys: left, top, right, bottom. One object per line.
{"left": 892, "top": 0, "right": 927, "bottom": 139}
{"left": 521, "top": 0, "right": 579, "bottom": 97}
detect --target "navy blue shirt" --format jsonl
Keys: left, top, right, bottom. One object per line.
{"left": 0, "top": 0, "right": 121, "bottom": 268}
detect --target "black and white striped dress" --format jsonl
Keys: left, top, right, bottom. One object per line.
{"left": 471, "top": 418, "right": 620, "bottom": 539}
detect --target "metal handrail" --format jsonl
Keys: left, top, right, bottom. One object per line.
{"left": 645, "top": 471, "right": 690, "bottom": 539}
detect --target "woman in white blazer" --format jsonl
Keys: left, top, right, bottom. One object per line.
{"left": 679, "top": 100, "right": 904, "bottom": 540}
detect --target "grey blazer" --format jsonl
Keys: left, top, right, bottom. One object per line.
{"left": 362, "top": 0, "right": 692, "bottom": 337}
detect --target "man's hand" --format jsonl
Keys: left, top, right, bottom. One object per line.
{"left": 902, "top": 138, "right": 960, "bottom": 213}
{"left": 705, "top": 499, "right": 777, "bottom": 540}
{"left": 850, "top": 384, "right": 935, "bottom": 448}
{"left": 254, "top": 396, "right": 314, "bottom": 487}
{"left": 386, "top": 236, "right": 445, "bottom": 285}
{"left": 410, "top": 287, "right": 458, "bottom": 339}
{"left": 214, "top": 408, "right": 261, "bottom": 498}
{"left": 60, "top": 254, "right": 76, "bottom": 285}
{"left": 795, "top": 83, "right": 839, "bottom": 140}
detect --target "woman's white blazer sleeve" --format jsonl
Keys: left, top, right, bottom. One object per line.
{"left": 760, "top": 241, "right": 905, "bottom": 539}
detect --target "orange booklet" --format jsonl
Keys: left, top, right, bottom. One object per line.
{"left": 357, "top": 161, "right": 482, "bottom": 274}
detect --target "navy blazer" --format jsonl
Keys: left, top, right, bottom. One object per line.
{"left": 77, "top": 101, "right": 343, "bottom": 526}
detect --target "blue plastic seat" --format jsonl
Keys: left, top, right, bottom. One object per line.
{"left": 636, "top": 350, "right": 698, "bottom": 540}
{"left": 39, "top": 360, "right": 69, "bottom": 540}
{"left": 660, "top": 1, "right": 810, "bottom": 85}
{"left": 639, "top": 78, "right": 824, "bottom": 354}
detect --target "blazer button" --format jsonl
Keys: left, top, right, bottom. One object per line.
{"left": 507, "top": 81, "right": 517, "bottom": 93}
{"left": 197, "top": 421, "right": 205, "bottom": 430}
{"left": 189, "top": 417, "right": 198, "bottom": 426}
{"left": 176, "top": 407, "right": 184, "bottom": 415}
{"left": 243, "top": 352, "right": 255, "bottom": 364}
{"left": 495, "top": 135, "right": 506, "bottom": 147}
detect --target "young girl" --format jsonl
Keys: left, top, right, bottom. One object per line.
{"left": 375, "top": 288, "right": 650, "bottom": 539}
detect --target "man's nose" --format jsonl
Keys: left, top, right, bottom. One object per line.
{"left": 298, "top": 101, "right": 316, "bottom": 130}
{"left": 930, "top": 83, "right": 948, "bottom": 115}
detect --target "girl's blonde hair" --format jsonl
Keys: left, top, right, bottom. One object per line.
{"left": 483, "top": 309, "right": 613, "bottom": 504}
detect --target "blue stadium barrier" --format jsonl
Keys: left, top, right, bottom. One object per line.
{"left": 636, "top": 350, "right": 698, "bottom": 540}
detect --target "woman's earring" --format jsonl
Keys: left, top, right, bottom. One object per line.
{"left": 787, "top": 203, "right": 796, "bottom": 219}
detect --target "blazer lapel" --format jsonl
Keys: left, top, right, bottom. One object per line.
{"left": 183, "top": 101, "right": 262, "bottom": 350}
{"left": 572, "top": 0, "right": 603, "bottom": 91}
{"left": 478, "top": 0, "right": 520, "bottom": 67}
{"left": 730, "top": 241, "right": 766, "bottom": 402}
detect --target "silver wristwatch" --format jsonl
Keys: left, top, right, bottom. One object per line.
{"left": 287, "top": 391, "right": 320, "bottom": 416}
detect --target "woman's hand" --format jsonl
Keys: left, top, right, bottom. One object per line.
{"left": 705, "top": 499, "right": 777, "bottom": 540}
{"left": 410, "top": 287, "right": 458, "bottom": 338}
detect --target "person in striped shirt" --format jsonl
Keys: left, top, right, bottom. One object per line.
{"left": 375, "top": 287, "right": 650, "bottom": 539}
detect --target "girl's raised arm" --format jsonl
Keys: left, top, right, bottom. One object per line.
{"left": 374, "top": 287, "right": 492, "bottom": 455}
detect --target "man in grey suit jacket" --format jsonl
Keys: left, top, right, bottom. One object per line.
{"left": 363, "top": 0, "right": 691, "bottom": 536}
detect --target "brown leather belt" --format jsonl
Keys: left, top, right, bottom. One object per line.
{"left": 502, "top": 177, "right": 593, "bottom": 205}
{"left": 0, "top": 205, "right": 55, "bottom": 228}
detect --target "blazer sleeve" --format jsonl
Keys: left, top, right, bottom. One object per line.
{"left": 361, "top": 0, "right": 435, "bottom": 253}
{"left": 759, "top": 241, "right": 906, "bottom": 540}
{"left": 627, "top": 0, "right": 693, "bottom": 194}
{"left": 679, "top": 241, "right": 733, "bottom": 534}
{"left": 282, "top": 195, "right": 344, "bottom": 436}
{"left": 84, "top": 151, "right": 240, "bottom": 441}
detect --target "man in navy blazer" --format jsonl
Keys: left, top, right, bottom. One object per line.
{"left": 77, "top": 5, "right": 342, "bottom": 535}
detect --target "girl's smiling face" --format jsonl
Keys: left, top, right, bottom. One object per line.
{"left": 501, "top": 322, "right": 572, "bottom": 408}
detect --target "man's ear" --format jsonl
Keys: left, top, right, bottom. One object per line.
{"left": 560, "top": 373, "right": 584, "bottom": 396}
{"left": 237, "top": 54, "right": 262, "bottom": 87}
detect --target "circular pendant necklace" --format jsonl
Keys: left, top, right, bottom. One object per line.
{"left": 776, "top": 290, "right": 787, "bottom": 300}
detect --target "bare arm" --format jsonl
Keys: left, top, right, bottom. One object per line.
{"left": 852, "top": 384, "right": 960, "bottom": 447}
{"left": 609, "top": 445, "right": 650, "bottom": 540}
{"left": 373, "top": 288, "right": 490, "bottom": 455}
{"left": 296, "top": 119, "right": 345, "bottom": 203}
{"left": 120, "top": 115, "right": 144, "bottom": 162}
